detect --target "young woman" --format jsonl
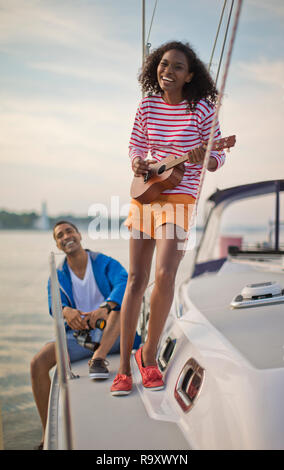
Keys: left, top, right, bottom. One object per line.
{"left": 111, "top": 41, "right": 225, "bottom": 395}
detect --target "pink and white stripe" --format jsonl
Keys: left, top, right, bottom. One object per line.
{"left": 129, "top": 94, "right": 225, "bottom": 198}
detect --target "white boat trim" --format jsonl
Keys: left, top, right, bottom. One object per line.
{"left": 45, "top": 354, "right": 191, "bottom": 450}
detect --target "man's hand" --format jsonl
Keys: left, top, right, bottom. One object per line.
{"left": 85, "top": 301, "right": 117, "bottom": 329}
{"left": 84, "top": 308, "right": 109, "bottom": 330}
{"left": 62, "top": 307, "right": 88, "bottom": 330}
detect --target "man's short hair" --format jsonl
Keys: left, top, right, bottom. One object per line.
{"left": 53, "top": 220, "right": 79, "bottom": 239}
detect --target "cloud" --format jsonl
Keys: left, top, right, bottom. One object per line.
{"left": 235, "top": 59, "right": 284, "bottom": 87}
{"left": 0, "top": 0, "right": 86, "bottom": 46}
{"left": 197, "top": 57, "right": 284, "bottom": 217}
{"left": 0, "top": 0, "right": 139, "bottom": 59}
{"left": 248, "top": 0, "right": 284, "bottom": 18}
{"left": 0, "top": 1, "right": 283, "bottom": 219}
{"left": 0, "top": 92, "right": 137, "bottom": 170}
{"left": 29, "top": 60, "right": 139, "bottom": 89}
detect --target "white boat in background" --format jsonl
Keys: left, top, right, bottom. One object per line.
{"left": 45, "top": 179, "right": 284, "bottom": 450}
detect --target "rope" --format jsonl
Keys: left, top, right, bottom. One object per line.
{"left": 182, "top": 0, "right": 243, "bottom": 258}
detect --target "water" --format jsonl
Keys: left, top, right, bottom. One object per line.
{"left": 0, "top": 226, "right": 273, "bottom": 450}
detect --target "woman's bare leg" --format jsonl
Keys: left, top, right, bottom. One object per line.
{"left": 142, "top": 224, "right": 185, "bottom": 366}
{"left": 118, "top": 231, "right": 156, "bottom": 375}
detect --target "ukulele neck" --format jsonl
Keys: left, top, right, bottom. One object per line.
{"left": 164, "top": 154, "right": 189, "bottom": 171}
{"left": 158, "top": 135, "right": 235, "bottom": 172}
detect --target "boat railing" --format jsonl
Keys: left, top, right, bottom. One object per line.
{"left": 268, "top": 220, "right": 284, "bottom": 249}
{"left": 47, "top": 252, "right": 76, "bottom": 450}
{"left": 0, "top": 404, "right": 4, "bottom": 450}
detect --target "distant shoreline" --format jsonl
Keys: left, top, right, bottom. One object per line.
{"left": 0, "top": 209, "right": 127, "bottom": 231}
{"left": 0, "top": 225, "right": 270, "bottom": 232}
{"left": 0, "top": 210, "right": 273, "bottom": 233}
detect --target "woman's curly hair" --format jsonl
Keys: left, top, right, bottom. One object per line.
{"left": 139, "top": 41, "right": 218, "bottom": 111}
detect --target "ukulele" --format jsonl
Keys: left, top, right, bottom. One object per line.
{"left": 130, "top": 135, "right": 236, "bottom": 204}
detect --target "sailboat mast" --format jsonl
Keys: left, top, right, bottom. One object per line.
{"left": 142, "top": 0, "right": 146, "bottom": 97}
{"left": 142, "top": 0, "right": 145, "bottom": 65}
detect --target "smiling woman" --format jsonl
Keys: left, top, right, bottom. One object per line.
{"left": 139, "top": 40, "right": 218, "bottom": 110}
{"left": 157, "top": 49, "right": 194, "bottom": 104}
{"left": 111, "top": 40, "right": 226, "bottom": 396}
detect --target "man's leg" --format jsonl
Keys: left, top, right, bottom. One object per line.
{"left": 30, "top": 342, "right": 57, "bottom": 443}
{"left": 91, "top": 309, "right": 121, "bottom": 360}
{"left": 30, "top": 330, "right": 93, "bottom": 444}
{"left": 87, "top": 310, "right": 121, "bottom": 379}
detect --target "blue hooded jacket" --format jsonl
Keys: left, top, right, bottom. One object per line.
{"left": 48, "top": 250, "right": 128, "bottom": 332}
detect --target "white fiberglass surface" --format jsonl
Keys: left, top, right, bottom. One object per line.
{"left": 185, "top": 264, "right": 284, "bottom": 369}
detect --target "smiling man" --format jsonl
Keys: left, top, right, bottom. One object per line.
{"left": 30, "top": 220, "right": 137, "bottom": 449}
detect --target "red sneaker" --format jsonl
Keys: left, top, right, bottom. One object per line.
{"left": 111, "top": 374, "right": 132, "bottom": 396}
{"left": 135, "top": 347, "right": 164, "bottom": 391}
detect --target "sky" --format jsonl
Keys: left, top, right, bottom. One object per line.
{"left": 0, "top": 0, "right": 283, "bottom": 225}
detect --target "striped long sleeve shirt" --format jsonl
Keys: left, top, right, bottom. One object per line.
{"left": 129, "top": 94, "right": 225, "bottom": 198}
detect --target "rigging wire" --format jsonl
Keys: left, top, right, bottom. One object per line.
{"left": 215, "top": 0, "right": 235, "bottom": 86}
{"left": 142, "top": 0, "right": 145, "bottom": 67}
{"left": 208, "top": 0, "right": 228, "bottom": 73}
{"left": 142, "top": 0, "right": 158, "bottom": 66}
{"left": 146, "top": 0, "right": 158, "bottom": 46}
{"left": 142, "top": 0, "right": 158, "bottom": 98}
{"left": 181, "top": 0, "right": 243, "bottom": 264}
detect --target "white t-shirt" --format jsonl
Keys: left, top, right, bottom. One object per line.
{"left": 68, "top": 253, "right": 104, "bottom": 312}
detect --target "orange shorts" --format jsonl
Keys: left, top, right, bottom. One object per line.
{"left": 124, "top": 194, "right": 196, "bottom": 239}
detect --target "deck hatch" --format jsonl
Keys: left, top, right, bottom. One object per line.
{"left": 231, "top": 281, "right": 284, "bottom": 308}
{"left": 158, "top": 337, "right": 177, "bottom": 372}
{"left": 174, "top": 358, "right": 205, "bottom": 413}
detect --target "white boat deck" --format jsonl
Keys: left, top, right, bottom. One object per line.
{"left": 65, "top": 354, "right": 189, "bottom": 450}
{"left": 186, "top": 260, "right": 284, "bottom": 369}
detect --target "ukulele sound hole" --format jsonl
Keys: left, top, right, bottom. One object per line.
{"left": 158, "top": 164, "right": 166, "bottom": 175}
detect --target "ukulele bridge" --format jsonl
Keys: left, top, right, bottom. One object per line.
{"left": 144, "top": 164, "right": 166, "bottom": 183}
{"left": 144, "top": 172, "right": 150, "bottom": 183}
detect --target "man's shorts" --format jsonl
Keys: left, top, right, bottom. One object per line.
{"left": 49, "top": 328, "right": 120, "bottom": 363}
{"left": 124, "top": 194, "right": 196, "bottom": 239}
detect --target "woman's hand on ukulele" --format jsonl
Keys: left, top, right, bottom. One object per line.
{"left": 132, "top": 157, "right": 156, "bottom": 176}
{"left": 187, "top": 143, "right": 217, "bottom": 171}
{"left": 187, "top": 143, "right": 207, "bottom": 165}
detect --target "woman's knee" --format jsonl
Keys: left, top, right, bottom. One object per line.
{"left": 155, "top": 266, "right": 176, "bottom": 289}
{"left": 127, "top": 270, "right": 149, "bottom": 295}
